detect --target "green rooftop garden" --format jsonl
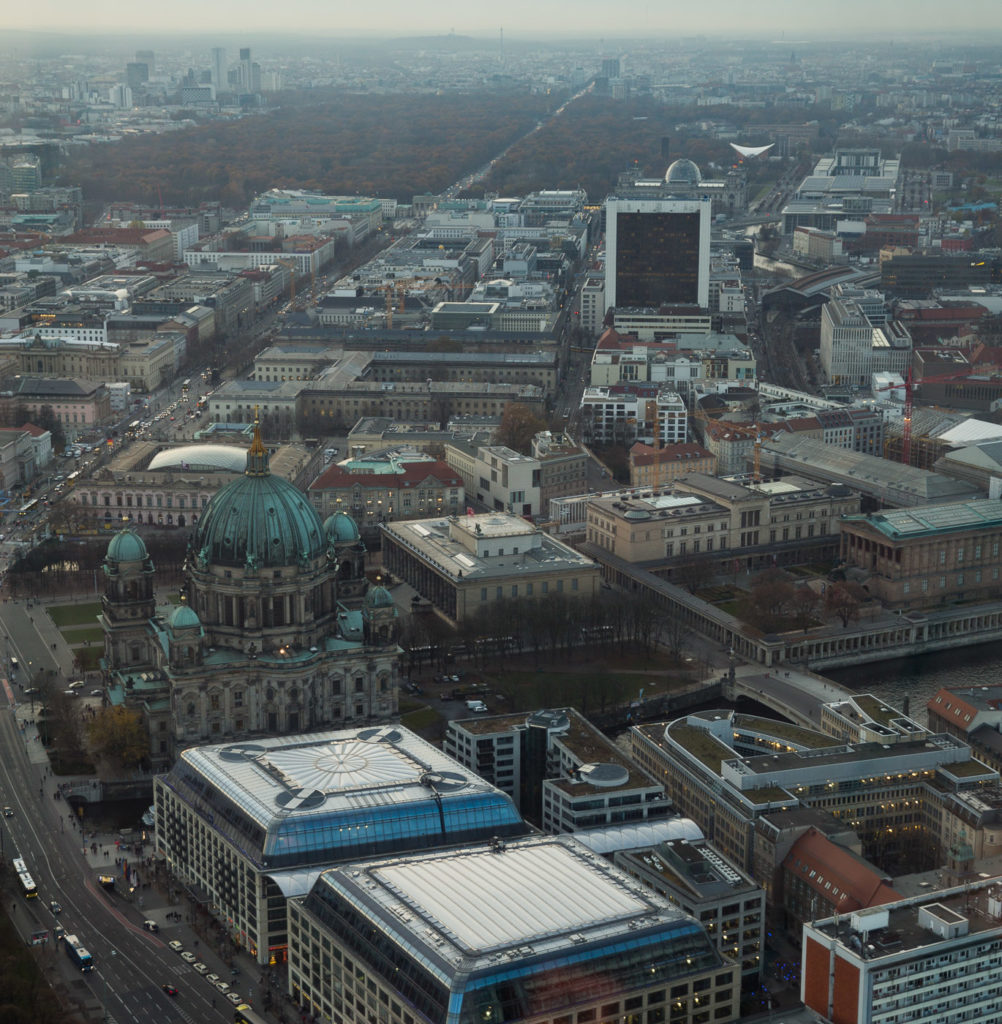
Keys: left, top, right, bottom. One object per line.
{"left": 670, "top": 723, "right": 734, "bottom": 773}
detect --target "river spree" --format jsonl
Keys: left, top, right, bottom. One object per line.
{"left": 827, "top": 638, "right": 1002, "bottom": 728}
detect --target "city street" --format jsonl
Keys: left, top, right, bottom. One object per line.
{"left": 1, "top": 701, "right": 248, "bottom": 1023}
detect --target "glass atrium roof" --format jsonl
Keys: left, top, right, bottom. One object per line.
{"left": 302, "top": 835, "right": 722, "bottom": 1023}
{"left": 159, "top": 726, "right": 527, "bottom": 869}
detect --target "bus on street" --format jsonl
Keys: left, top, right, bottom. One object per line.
{"left": 234, "top": 1006, "right": 269, "bottom": 1024}
{"left": 18, "top": 499, "right": 39, "bottom": 517}
{"left": 64, "top": 934, "right": 94, "bottom": 971}
{"left": 12, "top": 857, "right": 37, "bottom": 898}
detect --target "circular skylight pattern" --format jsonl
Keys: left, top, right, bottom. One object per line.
{"left": 265, "top": 739, "right": 415, "bottom": 794}
{"left": 420, "top": 770, "right": 470, "bottom": 794}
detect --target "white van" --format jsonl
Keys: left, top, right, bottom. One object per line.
{"left": 465, "top": 700, "right": 488, "bottom": 713}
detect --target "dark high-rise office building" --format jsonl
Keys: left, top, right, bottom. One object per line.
{"left": 239, "top": 47, "right": 253, "bottom": 92}
{"left": 605, "top": 198, "right": 711, "bottom": 310}
{"left": 211, "top": 47, "right": 226, "bottom": 88}
{"left": 126, "top": 63, "right": 149, "bottom": 90}
{"left": 601, "top": 57, "right": 621, "bottom": 78}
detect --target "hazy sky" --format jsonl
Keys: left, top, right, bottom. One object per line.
{"left": 8, "top": 0, "right": 1002, "bottom": 39}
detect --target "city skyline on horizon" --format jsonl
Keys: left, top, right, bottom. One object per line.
{"left": 5, "top": 0, "right": 1002, "bottom": 41}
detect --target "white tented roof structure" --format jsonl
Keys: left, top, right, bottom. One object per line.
{"left": 937, "top": 420, "right": 1002, "bottom": 446}
{"left": 730, "top": 142, "right": 775, "bottom": 159}
{"left": 570, "top": 818, "right": 704, "bottom": 855}
{"left": 148, "top": 444, "right": 247, "bottom": 472}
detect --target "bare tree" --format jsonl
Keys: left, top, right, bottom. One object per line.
{"left": 675, "top": 554, "right": 716, "bottom": 596}
{"left": 824, "top": 581, "right": 868, "bottom": 628}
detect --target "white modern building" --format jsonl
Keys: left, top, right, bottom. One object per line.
{"left": 802, "top": 885, "right": 1002, "bottom": 1024}
{"left": 580, "top": 386, "right": 687, "bottom": 446}
{"left": 820, "top": 295, "right": 911, "bottom": 388}
{"left": 444, "top": 707, "right": 673, "bottom": 833}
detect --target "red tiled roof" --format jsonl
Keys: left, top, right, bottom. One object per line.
{"left": 630, "top": 442, "right": 714, "bottom": 467}
{"left": 783, "top": 416, "right": 823, "bottom": 433}
{"left": 927, "top": 687, "right": 978, "bottom": 728}
{"left": 596, "top": 327, "right": 632, "bottom": 349}
{"left": 66, "top": 228, "right": 172, "bottom": 246}
{"left": 784, "top": 828, "right": 901, "bottom": 913}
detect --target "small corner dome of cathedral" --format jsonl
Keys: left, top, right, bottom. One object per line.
{"left": 169, "top": 603, "right": 201, "bottom": 630}
{"left": 324, "top": 511, "right": 361, "bottom": 543}
{"left": 364, "top": 586, "right": 395, "bottom": 609}
{"left": 106, "top": 529, "right": 148, "bottom": 563}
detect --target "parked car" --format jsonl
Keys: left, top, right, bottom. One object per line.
{"left": 142, "top": 920, "right": 159, "bottom": 933}
{"left": 180, "top": 951, "right": 197, "bottom": 963}
{"left": 206, "top": 973, "right": 220, "bottom": 986}
{"left": 227, "top": 992, "right": 244, "bottom": 1005}
{"left": 193, "top": 962, "right": 209, "bottom": 975}
{"left": 168, "top": 940, "right": 184, "bottom": 952}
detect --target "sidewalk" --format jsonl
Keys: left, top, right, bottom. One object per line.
{"left": 12, "top": 702, "right": 51, "bottom": 767}
{"left": 71, "top": 824, "right": 269, "bottom": 1011}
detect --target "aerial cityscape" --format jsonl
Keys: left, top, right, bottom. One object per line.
{"left": 4, "top": 15, "right": 1002, "bottom": 1024}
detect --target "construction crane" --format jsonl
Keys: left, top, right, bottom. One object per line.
{"left": 753, "top": 424, "right": 768, "bottom": 484}
{"left": 875, "top": 369, "right": 981, "bottom": 466}
{"left": 383, "top": 278, "right": 427, "bottom": 329}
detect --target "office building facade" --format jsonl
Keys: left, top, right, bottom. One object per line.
{"left": 288, "top": 835, "right": 740, "bottom": 1024}
{"left": 605, "top": 198, "right": 711, "bottom": 311}
{"left": 154, "top": 725, "right": 528, "bottom": 965}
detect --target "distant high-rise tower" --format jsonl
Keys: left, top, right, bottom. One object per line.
{"left": 239, "top": 47, "right": 253, "bottom": 92}
{"left": 605, "top": 197, "right": 711, "bottom": 310}
{"left": 126, "top": 62, "right": 149, "bottom": 90}
{"left": 211, "top": 47, "right": 226, "bottom": 88}
{"left": 661, "top": 137, "right": 672, "bottom": 163}
{"left": 601, "top": 57, "right": 621, "bottom": 79}
{"left": 11, "top": 154, "right": 42, "bottom": 193}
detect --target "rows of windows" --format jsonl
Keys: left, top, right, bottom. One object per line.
{"left": 80, "top": 491, "right": 212, "bottom": 510}
{"left": 478, "top": 578, "right": 579, "bottom": 602}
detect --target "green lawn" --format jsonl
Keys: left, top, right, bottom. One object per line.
{"left": 74, "top": 647, "right": 103, "bottom": 672}
{"left": 400, "top": 707, "right": 440, "bottom": 732}
{"left": 716, "top": 599, "right": 744, "bottom": 616}
{"left": 60, "top": 627, "right": 104, "bottom": 643}
{"left": 48, "top": 602, "right": 102, "bottom": 627}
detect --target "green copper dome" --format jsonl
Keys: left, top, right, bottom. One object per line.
{"left": 324, "top": 511, "right": 360, "bottom": 544}
{"left": 192, "top": 432, "right": 326, "bottom": 570}
{"left": 169, "top": 603, "right": 201, "bottom": 630}
{"left": 364, "top": 586, "right": 395, "bottom": 609}
{"left": 106, "top": 529, "right": 149, "bottom": 563}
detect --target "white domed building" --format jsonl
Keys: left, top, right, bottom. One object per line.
{"left": 615, "top": 158, "right": 747, "bottom": 216}
{"left": 100, "top": 426, "right": 400, "bottom": 766}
